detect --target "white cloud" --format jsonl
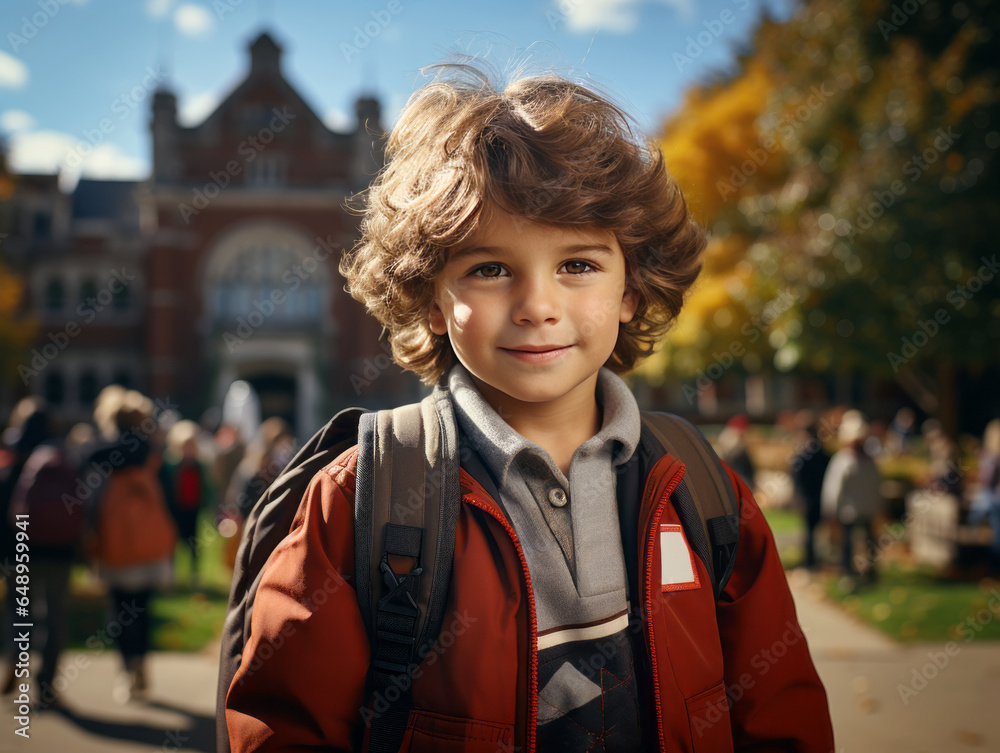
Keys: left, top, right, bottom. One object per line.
{"left": 78, "top": 143, "right": 147, "bottom": 180}
{"left": 7, "top": 129, "right": 146, "bottom": 190}
{"left": 0, "top": 110, "right": 36, "bottom": 133}
{"left": 323, "top": 107, "right": 352, "bottom": 133}
{"left": 147, "top": 0, "right": 175, "bottom": 18}
{"left": 561, "top": 0, "right": 638, "bottom": 33}
{"left": 174, "top": 3, "right": 214, "bottom": 37}
{"left": 557, "top": 0, "right": 695, "bottom": 33}
{"left": 179, "top": 89, "right": 220, "bottom": 126}
{"left": 0, "top": 51, "right": 29, "bottom": 89}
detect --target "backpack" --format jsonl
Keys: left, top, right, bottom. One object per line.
{"left": 8, "top": 443, "right": 87, "bottom": 550}
{"left": 216, "top": 385, "right": 739, "bottom": 753}
{"left": 93, "top": 465, "right": 178, "bottom": 568}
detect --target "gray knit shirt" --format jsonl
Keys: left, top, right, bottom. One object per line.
{"left": 448, "top": 362, "right": 645, "bottom": 750}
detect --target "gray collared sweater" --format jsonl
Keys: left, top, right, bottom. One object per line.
{"left": 448, "top": 362, "right": 644, "bottom": 751}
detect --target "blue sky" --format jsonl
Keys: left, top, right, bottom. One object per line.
{"left": 0, "top": 0, "right": 793, "bottom": 191}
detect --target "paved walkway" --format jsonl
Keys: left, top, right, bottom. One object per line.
{"left": 2, "top": 572, "right": 998, "bottom": 752}
{"left": 786, "top": 567, "right": 1000, "bottom": 753}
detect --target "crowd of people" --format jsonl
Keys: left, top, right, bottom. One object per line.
{"left": 0, "top": 385, "right": 295, "bottom": 708}
{"left": 724, "top": 407, "right": 1000, "bottom": 583}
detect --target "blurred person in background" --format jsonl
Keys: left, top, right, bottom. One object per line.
{"left": 85, "top": 388, "right": 177, "bottom": 703}
{"left": 220, "top": 417, "right": 293, "bottom": 569}
{"left": 885, "top": 406, "right": 918, "bottom": 455}
{"left": 717, "top": 414, "right": 756, "bottom": 490}
{"left": 821, "top": 410, "right": 885, "bottom": 586}
{"left": 791, "top": 410, "right": 831, "bottom": 571}
{"left": 922, "top": 418, "right": 963, "bottom": 496}
{"left": 968, "top": 419, "right": 1000, "bottom": 574}
{"left": 1, "top": 398, "right": 48, "bottom": 695}
{"left": 2, "top": 399, "right": 84, "bottom": 703}
{"left": 160, "top": 420, "right": 213, "bottom": 589}
{"left": 211, "top": 421, "right": 245, "bottom": 523}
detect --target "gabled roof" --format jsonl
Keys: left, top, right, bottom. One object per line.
{"left": 188, "top": 30, "right": 341, "bottom": 136}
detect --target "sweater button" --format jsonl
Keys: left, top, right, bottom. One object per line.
{"left": 548, "top": 487, "right": 568, "bottom": 507}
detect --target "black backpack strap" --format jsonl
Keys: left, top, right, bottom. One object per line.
{"left": 356, "top": 385, "right": 460, "bottom": 753}
{"left": 216, "top": 407, "right": 365, "bottom": 753}
{"left": 641, "top": 412, "right": 740, "bottom": 601}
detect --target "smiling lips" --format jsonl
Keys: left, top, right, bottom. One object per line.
{"left": 500, "top": 344, "right": 573, "bottom": 363}
{"left": 506, "top": 344, "right": 567, "bottom": 352}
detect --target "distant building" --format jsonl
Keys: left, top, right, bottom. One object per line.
{"left": 3, "top": 31, "right": 420, "bottom": 439}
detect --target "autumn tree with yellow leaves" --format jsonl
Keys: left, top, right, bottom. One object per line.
{"left": 643, "top": 0, "right": 1000, "bottom": 433}
{"left": 0, "top": 137, "right": 38, "bottom": 399}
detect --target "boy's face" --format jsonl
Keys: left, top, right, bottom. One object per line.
{"left": 429, "top": 210, "right": 638, "bottom": 414}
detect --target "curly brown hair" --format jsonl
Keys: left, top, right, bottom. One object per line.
{"left": 340, "top": 65, "right": 706, "bottom": 386}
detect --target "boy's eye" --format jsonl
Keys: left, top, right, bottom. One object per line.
{"left": 563, "top": 260, "right": 596, "bottom": 275}
{"left": 471, "top": 263, "right": 507, "bottom": 278}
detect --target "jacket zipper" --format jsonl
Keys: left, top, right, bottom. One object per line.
{"left": 643, "top": 462, "right": 686, "bottom": 753}
{"left": 461, "top": 492, "right": 539, "bottom": 753}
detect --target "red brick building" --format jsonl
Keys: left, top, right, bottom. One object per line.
{"left": 6, "top": 32, "right": 420, "bottom": 439}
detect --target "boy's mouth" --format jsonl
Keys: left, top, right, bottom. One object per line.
{"left": 500, "top": 344, "right": 573, "bottom": 362}
{"left": 504, "top": 344, "right": 569, "bottom": 353}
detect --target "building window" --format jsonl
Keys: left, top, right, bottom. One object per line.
{"left": 80, "top": 278, "right": 98, "bottom": 308}
{"left": 33, "top": 210, "right": 51, "bottom": 239}
{"left": 245, "top": 154, "right": 286, "bottom": 187}
{"left": 112, "top": 369, "right": 132, "bottom": 389}
{"left": 78, "top": 370, "right": 99, "bottom": 407}
{"left": 45, "top": 277, "right": 65, "bottom": 311}
{"left": 44, "top": 371, "right": 64, "bottom": 406}
{"left": 113, "top": 281, "right": 130, "bottom": 311}
{"left": 210, "top": 241, "right": 322, "bottom": 328}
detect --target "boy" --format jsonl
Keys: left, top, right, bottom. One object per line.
{"left": 225, "top": 67, "right": 835, "bottom": 752}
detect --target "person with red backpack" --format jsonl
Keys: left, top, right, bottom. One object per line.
{"left": 85, "top": 388, "right": 177, "bottom": 703}
{"left": 223, "top": 66, "right": 834, "bottom": 752}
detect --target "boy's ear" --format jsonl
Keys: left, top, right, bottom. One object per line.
{"left": 428, "top": 300, "right": 448, "bottom": 336}
{"left": 619, "top": 282, "right": 639, "bottom": 324}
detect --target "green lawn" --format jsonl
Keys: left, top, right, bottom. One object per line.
{"left": 823, "top": 562, "right": 1000, "bottom": 643}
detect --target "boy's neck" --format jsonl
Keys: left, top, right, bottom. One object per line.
{"left": 470, "top": 373, "right": 602, "bottom": 475}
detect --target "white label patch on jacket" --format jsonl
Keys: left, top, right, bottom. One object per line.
{"left": 659, "top": 523, "right": 701, "bottom": 592}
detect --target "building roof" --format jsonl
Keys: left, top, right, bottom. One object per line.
{"left": 71, "top": 178, "right": 141, "bottom": 232}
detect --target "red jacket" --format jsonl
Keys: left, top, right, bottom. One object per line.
{"left": 226, "top": 433, "right": 835, "bottom": 752}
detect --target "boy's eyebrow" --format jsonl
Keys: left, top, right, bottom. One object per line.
{"left": 448, "top": 243, "right": 616, "bottom": 263}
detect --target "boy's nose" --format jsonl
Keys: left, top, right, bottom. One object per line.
{"left": 511, "top": 276, "right": 561, "bottom": 325}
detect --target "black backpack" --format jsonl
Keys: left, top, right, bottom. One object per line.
{"left": 216, "top": 385, "right": 739, "bottom": 753}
